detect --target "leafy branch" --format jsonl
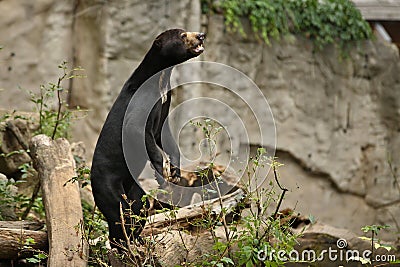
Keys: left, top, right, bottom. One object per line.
{"left": 361, "top": 224, "right": 392, "bottom": 264}
{"left": 29, "top": 61, "right": 85, "bottom": 139}
{"left": 204, "top": 0, "right": 372, "bottom": 51}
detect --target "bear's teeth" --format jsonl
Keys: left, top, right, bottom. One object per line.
{"left": 194, "top": 44, "right": 204, "bottom": 53}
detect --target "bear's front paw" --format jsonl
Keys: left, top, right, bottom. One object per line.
{"left": 167, "top": 165, "right": 181, "bottom": 184}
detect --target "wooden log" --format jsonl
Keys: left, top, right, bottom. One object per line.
{"left": 0, "top": 227, "right": 47, "bottom": 259}
{"left": 0, "top": 220, "right": 44, "bottom": 231}
{"left": 30, "top": 135, "right": 87, "bottom": 267}
{"left": 143, "top": 189, "right": 244, "bottom": 235}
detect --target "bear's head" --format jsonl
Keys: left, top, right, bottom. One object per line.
{"left": 153, "top": 29, "right": 205, "bottom": 65}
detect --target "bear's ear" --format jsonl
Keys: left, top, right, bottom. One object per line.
{"left": 154, "top": 36, "right": 163, "bottom": 49}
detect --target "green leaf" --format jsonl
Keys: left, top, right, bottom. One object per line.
{"left": 221, "top": 257, "right": 235, "bottom": 265}
{"left": 359, "top": 236, "right": 371, "bottom": 242}
{"left": 359, "top": 257, "right": 371, "bottom": 264}
{"left": 374, "top": 242, "right": 393, "bottom": 252}
{"left": 26, "top": 258, "right": 40, "bottom": 263}
{"left": 37, "top": 253, "right": 48, "bottom": 260}
{"left": 25, "top": 237, "right": 36, "bottom": 245}
{"left": 308, "top": 214, "right": 316, "bottom": 224}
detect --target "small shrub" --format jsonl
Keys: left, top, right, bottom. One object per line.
{"left": 27, "top": 61, "right": 85, "bottom": 139}
{"left": 0, "top": 177, "right": 45, "bottom": 220}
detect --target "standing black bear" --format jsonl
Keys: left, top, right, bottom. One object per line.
{"left": 91, "top": 29, "right": 205, "bottom": 248}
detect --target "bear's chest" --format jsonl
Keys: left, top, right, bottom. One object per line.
{"left": 159, "top": 70, "right": 169, "bottom": 104}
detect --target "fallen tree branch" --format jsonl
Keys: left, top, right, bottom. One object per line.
{"left": 0, "top": 220, "right": 44, "bottom": 230}
{"left": 143, "top": 189, "right": 244, "bottom": 235}
{"left": 0, "top": 227, "right": 47, "bottom": 259}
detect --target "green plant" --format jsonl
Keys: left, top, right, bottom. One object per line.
{"left": 26, "top": 253, "right": 48, "bottom": 266}
{"left": 0, "top": 149, "right": 26, "bottom": 159}
{"left": 81, "top": 201, "right": 110, "bottom": 267}
{"left": 187, "top": 120, "right": 299, "bottom": 267}
{"left": 22, "top": 237, "right": 48, "bottom": 267}
{"left": 290, "top": 0, "right": 372, "bottom": 50}
{"left": 18, "top": 162, "right": 35, "bottom": 180}
{"left": 0, "top": 178, "right": 27, "bottom": 219}
{"left": 0, "top": 146, "right": 45, "bottom": 219}
{"left": 28, "top": 61, "right": 85, "bottom": 139}
{"left": 0, "top": 152, "right": 45, "bottom": 219}
{"left": 0, "top": 177, "right": 45, "bottom": 220}
{"left": 233, "top": 150, "right": 298, "bottom": 267}
{"left": 205, "top": 0, "right": 372, "bottom": 50}
{"left": 64, "top": 164, "right": 91, "bottom": 188}
{"left": 359, "top": 224, "right": 394, "bottom": 264}
{"left": 0, "top": 178, "right": 22, "bottom": 220}
{"left": 190, "top": 118, "right": 223, "bottom": 162}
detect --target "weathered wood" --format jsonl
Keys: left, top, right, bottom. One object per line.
{"left": 151, "top": 227, "right": 227, "bottom": 266}
{"left": 0, "top": 228, "right": 47, "bottom": 259}
{"left": 143, "top": 189, "right": 244, "bottom": 235}
{"left": 30, "top": 135, "right": 87, "bottom": 267}
{"left": 353, "top": 0, "right": 400, "bottom": 20}
{"left": 0, "top": 220, "right": 44, "bottom": 231}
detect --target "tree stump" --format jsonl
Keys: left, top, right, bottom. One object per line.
{"left": 30, "top": 135, "right": 87, "bottom": 266}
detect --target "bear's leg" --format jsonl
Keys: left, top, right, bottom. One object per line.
{"left": 93, "top": 182, "right": 134, "bottom": 249}
{"left": 107, "top": 190, "right": 147, "bottom": 249}
{"left": 157, "top": 119, "right": 181, "bottom": 182}
{"left": 112, "top": 184, "right": 149, "bottom": 249}
{"left": 125, "top": 184, "right": 149, "bottom": 241}
{"left": 146, "top": 132, "right": 166, "bottom": 186}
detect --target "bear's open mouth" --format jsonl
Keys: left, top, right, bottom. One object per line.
{"left": 192, "top": 42, "right": 204, "bottom": 54}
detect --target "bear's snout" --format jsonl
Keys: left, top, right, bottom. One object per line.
{"left": 183, "top": 31, "right": 205, "bottom": 55}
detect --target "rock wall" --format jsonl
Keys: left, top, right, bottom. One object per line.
{"left": 204, "top": 15, "right": 400, "bottom": 241}
{"left": 0, "top": 0, "right": 74, "bottom": 108}
{"left": 0, "top": 0, "right": 399, "bottom": 241}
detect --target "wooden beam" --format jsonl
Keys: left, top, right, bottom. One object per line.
{"left": 352, "top": 0, "right": 400, "bottom": 20}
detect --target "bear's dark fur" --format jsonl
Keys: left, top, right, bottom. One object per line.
{"left": 91, "top": 29, "right": 205, "bottom": 248}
